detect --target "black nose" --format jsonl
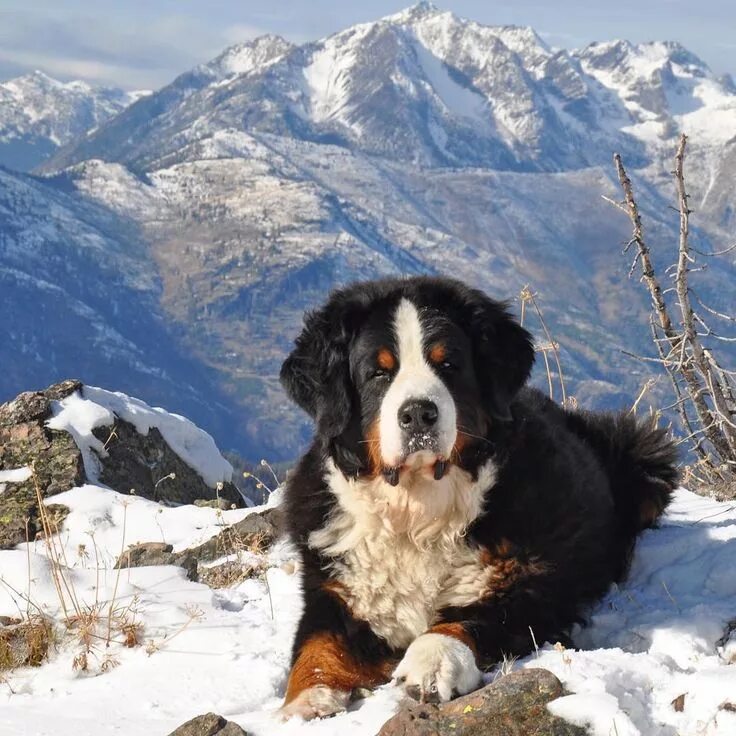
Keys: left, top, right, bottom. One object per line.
{"left": 398, "top": 399, "right": 439, "bottom": 432}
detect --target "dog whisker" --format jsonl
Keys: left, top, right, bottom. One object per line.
{"left": 456, "top": 426, "right": 493, "bottom": 445}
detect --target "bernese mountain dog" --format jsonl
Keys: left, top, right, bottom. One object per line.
{"left": 278, "top": 276, "right": 679, "bottom": 720}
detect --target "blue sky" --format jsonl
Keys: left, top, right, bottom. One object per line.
{"left": 1, "top": 0, "right": 734, "bottom": 89}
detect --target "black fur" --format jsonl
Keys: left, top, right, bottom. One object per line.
{"left": 280, "top": 276, "right": 680, "bottom": 687}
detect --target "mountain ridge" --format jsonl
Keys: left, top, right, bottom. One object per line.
{"left": 39, "top": 4, "right": 736, "bottom": 175}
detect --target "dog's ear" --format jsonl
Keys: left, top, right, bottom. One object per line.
{"left": 464, "top": 289, "right": 535, "bottom": 422}
{"left": 280, "top": 301, "right": 354, "bottom": 439}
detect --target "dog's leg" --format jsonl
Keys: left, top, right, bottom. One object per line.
{"left": 393, "top": 623, "right": 481, "bottom": 703}
{"left": 281, "top": 648, "right": 352, "bottom": 720}
{"left": 280, "top": 589, "right": 394, "bottom": 720}
{"left": 280, "top": 633, "right": 358, "bottom": 719}
{"left": 393, "top": 542, "right": 567, "bottom": 703}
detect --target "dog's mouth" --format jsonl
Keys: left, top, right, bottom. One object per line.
{"left": 382, "top": 453, "right": 449, "bottom": 486}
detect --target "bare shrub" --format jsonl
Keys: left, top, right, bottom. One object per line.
{"left": 606, "top": 134, "right": 736, "bottom": 497}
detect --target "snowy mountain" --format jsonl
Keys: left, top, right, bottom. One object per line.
{"left": 43, "top": 4, "right": 736, "bottom": 174}
{"left": 2, "top": 3, "right": 735, "bottom": 460}
{"left": 576, "top": 39, "right": 736, "bottom": 146}
{"left": 0, "top": 70, "right": 145, "bottom": 172}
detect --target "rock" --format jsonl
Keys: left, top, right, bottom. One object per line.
{"left": 198, "top": 559, "right": 263, "bottom": 589}
{"left": 0, "top": 619, "right": 51, "bottom": 670}
{"left": 187, "top": 508, "right": 283, "bottom": 562}
{"left": 0, "top": 380, "right": 84, "bottom": 548}
{"left": 167, "top": 712, "right": 249, "bottom": 735}
{"left": 194, "top": 498, "right": 232, "bottom": 510}
{"left": 92, "top": 420, "right": 242, "bottom": 507}
{"left": 0, "top": 380, "right": 245, "bottom": 549}
{"left": 115, "top": 542, "right": 199, "bottom": 582}
{"left": 378, "top": 669, "right": 588, "bottom": 736}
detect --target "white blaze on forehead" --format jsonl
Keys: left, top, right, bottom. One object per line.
{"left": 380, "top": 298, "right": 457, "bottom": 466}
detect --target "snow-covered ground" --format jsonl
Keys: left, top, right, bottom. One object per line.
{"left": 1, "top": 392, "right": 735, "bottom": 735}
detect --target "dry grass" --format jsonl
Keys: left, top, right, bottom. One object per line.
{"left": 0, "top": 615, "right": 53, "bottom": 671}
{"left": 198, "top": 560, "right": 261, "bottom": 589}
{"left": 144, "top": 604, "right": 205, "bottom": 656}
{"left": 519, "top": 285, "right": 573, "bottom": 409}
{"left": 197, "top": 516, "right": 271, "bottom": 587}
{"left": 0, "top": 467, "right": 178, "bottom": 674}
{"left": 28, "top": 466, "right": 147, "bottom": 671}
{"left": 492, "top": 653, "right": 519, "bottom": 680}
{"left": 2, "top": 464, "right": 277, "bottom": 678}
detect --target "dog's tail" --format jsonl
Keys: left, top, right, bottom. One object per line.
{"left": 566, "top": 409, "right": 680, "bottom": 577}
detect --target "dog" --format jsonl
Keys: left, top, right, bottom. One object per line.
{"left": 278, "top": 276, "right": 679, "bottom": 720}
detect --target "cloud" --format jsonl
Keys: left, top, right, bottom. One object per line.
{"left": 0, "top": 8, "right": 259, "bottom": 89}
{"left": 0, "top": 48, "right": 164, "bottom": 90}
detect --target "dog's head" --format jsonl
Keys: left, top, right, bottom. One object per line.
{"left": 280, "top": 277, "right": 534, "bottom": 484}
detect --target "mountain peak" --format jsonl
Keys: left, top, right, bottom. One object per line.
{"left": 384, "top": 2, "right": 443, "bottom": 23}
{"left": 3, "top": 69, "right": 61, "bottom": 91}
{"left": 203, "top": 34, "right": 293, "bottom": 79}
{"left": 577, "top": 38, "right": 711, "bottom": 76}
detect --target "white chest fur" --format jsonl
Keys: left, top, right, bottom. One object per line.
{"left": 308, "top": 459, "right": 497, "bottom": 649}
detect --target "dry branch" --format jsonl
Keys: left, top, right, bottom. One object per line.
{"left": 608, "top": 134, "right": 736, "bottom": 496}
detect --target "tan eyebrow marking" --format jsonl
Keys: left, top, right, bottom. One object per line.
{"left": 377, "top": 348, "right": 396, "bottom": 371}
{"left": 429, "top": 342, "right": 447, "bottom": 364}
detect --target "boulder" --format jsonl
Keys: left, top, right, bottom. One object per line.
{"left": 91, "top": 419, "right": 242, "bottom": 507}
{"left": 198, "top": 559, "right": 263, "bottom": 589}
{"left": 0, "top": 380, "right": 244, "bottom": 549}
{"left": 193, "top": 498, "right": 232, "bottom": 510}
{"left": 187, "top": 507, "right": 283, "bottom": 562}
{"left": 167, "top": 712, "right": 249, "bottom": 735}
{"left": 378, "top": 669, "right": 588, "bottom": 736}
{"left": 115, "top": 542, "right": 199, "bottom": 582}
{"left": 0, "top": 379, "right": 83, "bottom": 548}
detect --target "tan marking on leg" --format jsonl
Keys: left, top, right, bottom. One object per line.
{"left": 429, "top": 622, "right": 478, "bottom": 657}
{"left": 284, "top": 633, "right": 392, "bottom": 705}
{"left": 481, "top": 540, "right": 550, "bottom": 597}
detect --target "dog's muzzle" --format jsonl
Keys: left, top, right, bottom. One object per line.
{"left": 380, "top": 399, "right": 448, "bottom": 485}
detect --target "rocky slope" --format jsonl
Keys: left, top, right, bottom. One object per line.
{"left": 1, "top": 3, "right": 734, "bottom": 460}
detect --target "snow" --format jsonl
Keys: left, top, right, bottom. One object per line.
{"left": 409, "top": 37, "right": 490, "bottom": 126}
{"left": 0, "top": 466, "right": 32, "bottom": 484}
{"left": 46, "top": 386, "right": 233, "bottom": 488}
{"left": 301, "top": 27, "right": 369, "bottom": 129}
{"left": 0, "top": 476, "right": 399, "bottom": 735}
{"left": 0, "top": 465, "right": 33, "bottom": 495}
{"left": 532, "top": 491, "right": 736, "bottom": 735}
{"left": 2, "top": 469, "right": 736, "bottom": 735}
{"left": 0, "top": 70, "right": 138, "bottom": 152}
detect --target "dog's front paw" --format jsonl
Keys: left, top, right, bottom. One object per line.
{"left": 393, "top": 633, "right": 482, "bottom": 703}
{"left": 278, "top": 686, "right": 351, "bottom": 721}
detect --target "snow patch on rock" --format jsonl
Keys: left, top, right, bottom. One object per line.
{"left": 46, "top": 386, "right": 233, "bottom": 488}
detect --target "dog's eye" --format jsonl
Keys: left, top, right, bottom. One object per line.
{"left": 370, "top": 368, "right": 390, "bottom": 380}
{"left": 440, "top": 361, "right": 456, "bottom": 371}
